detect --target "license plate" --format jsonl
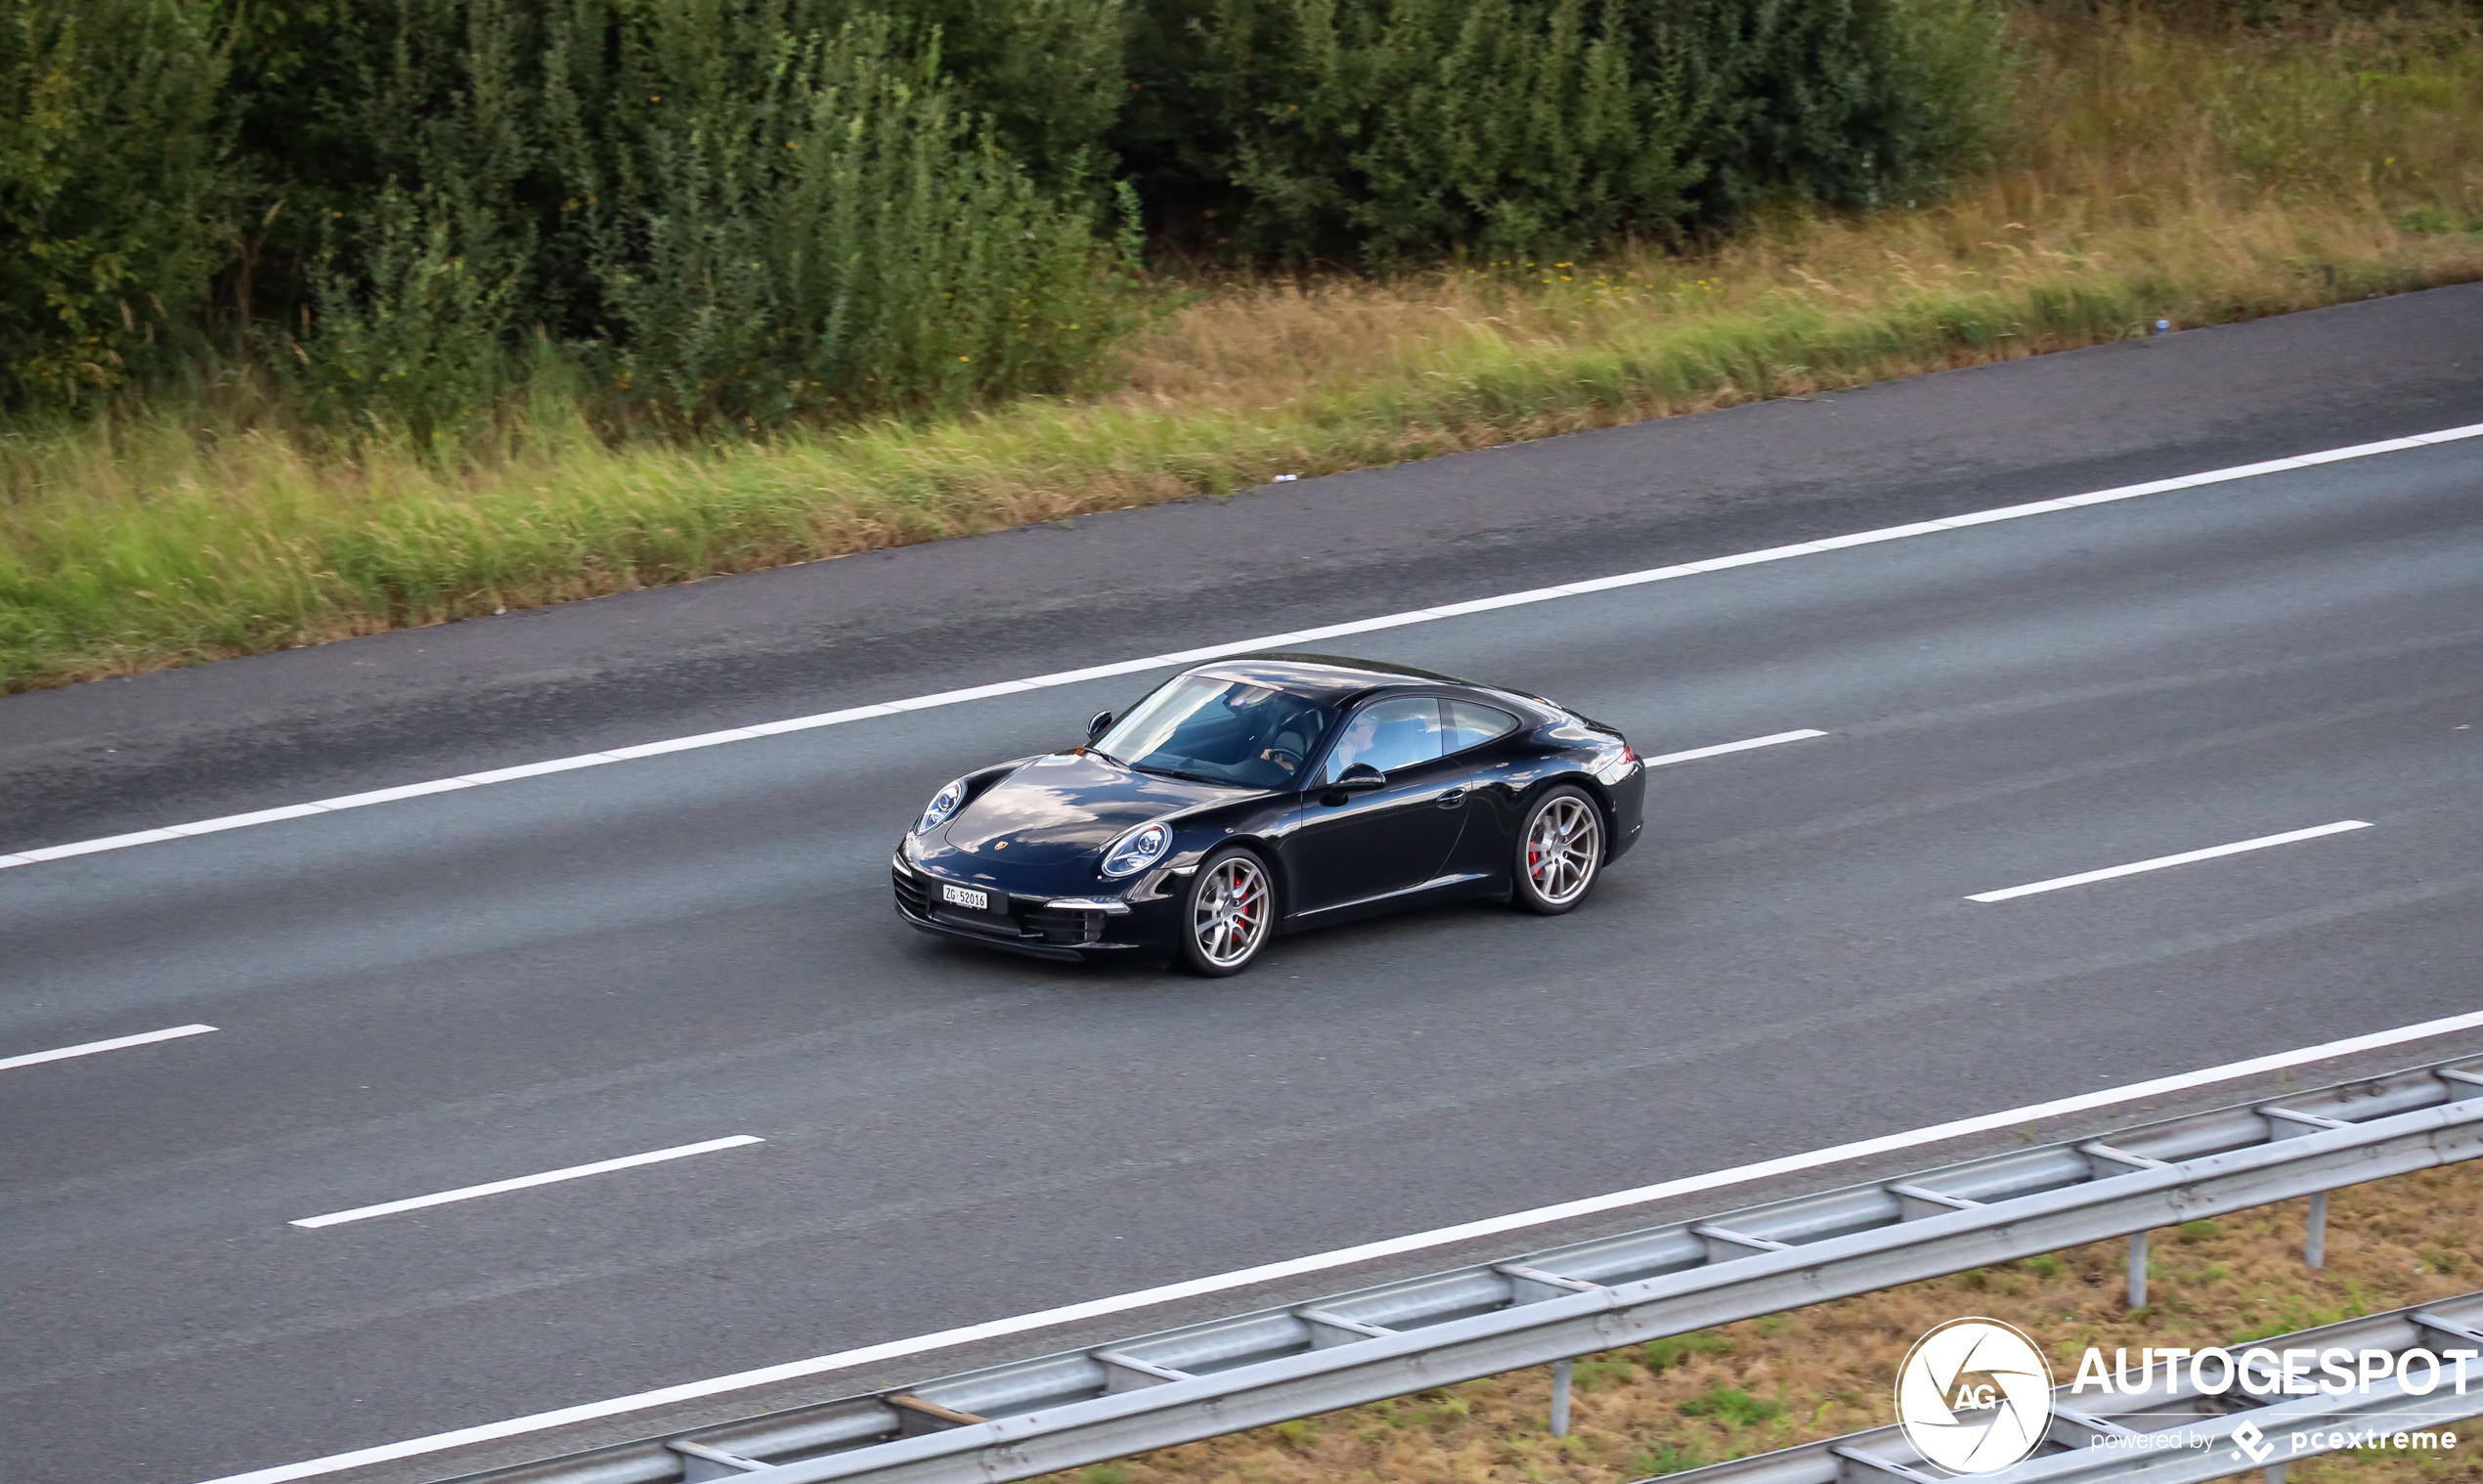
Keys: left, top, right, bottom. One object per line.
{"left": 940, "top": 883, "right": 992, "bottom": 912}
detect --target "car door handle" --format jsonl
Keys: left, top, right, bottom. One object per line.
{"left": 1434, "top": 788, "right": 1466, "bottom": 808}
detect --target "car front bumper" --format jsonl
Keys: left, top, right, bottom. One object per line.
{"left": 892, "top": 853, "right": 1183, "bottom": 962}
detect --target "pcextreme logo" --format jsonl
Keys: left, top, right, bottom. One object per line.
{"left": 1895, "top": 1318, "right": 2056, "bottom": 1475}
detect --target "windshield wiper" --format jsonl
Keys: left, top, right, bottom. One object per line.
{"left": 1130, "top": 762, "right": 1229, "bottom": 787}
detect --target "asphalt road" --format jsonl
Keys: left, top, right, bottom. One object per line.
{"left": 4, "top": 287, "right": 2482, "bottom": 1484}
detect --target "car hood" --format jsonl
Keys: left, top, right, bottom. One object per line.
{"left": 932, "top": 753, "right": 1242, "bottom": 870}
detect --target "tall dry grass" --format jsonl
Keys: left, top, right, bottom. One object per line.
{"left": 5, "top": 7, "right": 2482, "bottom": 692}
{"left": 1030, "top": 1167, "right": 2483, "bottom": 1484}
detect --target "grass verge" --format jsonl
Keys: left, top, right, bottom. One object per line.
{"left": 1030, "top": 1166, "right": 2483, "bottom": 1484}
{"left": 4, "top": 7, "right": 2482, "bottom": 693}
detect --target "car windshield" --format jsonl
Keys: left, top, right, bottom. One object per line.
{"left": 1094, "top": 676, "right": 1333, "bottom": 789}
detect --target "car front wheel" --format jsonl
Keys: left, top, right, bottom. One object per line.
{"left": 1513, "top": 785, "right": 1603, "bottom": 914}
{"left": 1179, "top": 847, "right": 1275, "bottom": 977}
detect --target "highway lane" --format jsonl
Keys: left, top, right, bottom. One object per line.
{"left": 4, "top": 300, "right": 2483, "bottom": 1481}
{"left": 6, "top": 284, "right": 2481, "bottom": 852}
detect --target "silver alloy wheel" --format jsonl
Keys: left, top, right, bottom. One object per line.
{"left": 1525, "top": 795, "right": 1602, "bottom": 905}
{"left": 1193, "top": 854, "right": 1272, "bottom": 968}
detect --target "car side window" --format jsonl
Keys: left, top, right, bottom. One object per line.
{"left": 1445, "top": 700, "right": 1521, "bottom": 754}
{"left": 1319, "top": 697, "right": 1446, "bottom": 783}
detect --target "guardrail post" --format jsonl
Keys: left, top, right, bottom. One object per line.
{"left": 1549, "top": 1358, "right": 1573, "bottom": 1437}
{"left": 2304, "top": 1191, "right": 2328, "bottom": 1269}
{"left": 2267, "top": 1462, "right": 2287, "bottom": 1484}
{"left": 2126, "top": 1231, "right": 2149, "bottom": 1309}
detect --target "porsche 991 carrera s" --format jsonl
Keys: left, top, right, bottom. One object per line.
{"left": 891, "top": 654, "right": 1645, "bottom": 975}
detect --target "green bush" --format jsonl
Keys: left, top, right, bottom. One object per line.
{"left": 0, "top": 0, "right": 230, "bottom": 410}
{"left": 1198, "top": 0, "right": 1703, "bottom": 262}
{"left": 231, "top": 0, "right": 1144, "bottom": 435}
{"left": 889, "top": 0, "right": 1127, "bottom": 186}
{"left": 1118, "top": 0, "right": 2006, "bottom": 263}
{"left": 550, "top": 9, "right": 1144, "bottom": 427}
{"left": 289, "top": 185, "right": 524, "bottom": 446}
{"left": 1691, "top": 0, "right": 2007, "bottom": 218}
{"left": 0, "top": 0, "right": 2008, "bottom": 428}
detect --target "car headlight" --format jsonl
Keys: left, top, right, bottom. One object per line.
{"left": 1101, "top": 820, "right": 1172, "bottom": 878}
{"left": 916, "top": 778, "right": 968, "bottom": 835}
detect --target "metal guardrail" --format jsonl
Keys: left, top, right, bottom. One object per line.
{"left": 457, "top": 1056, "right": 2483, "bottom": 1484}
{"left": 1643, "top": 1289, "right": 2483, "bottom": 1484}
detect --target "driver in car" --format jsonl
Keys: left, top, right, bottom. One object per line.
{"left": 1227, "top": 686, "right": 1323, "bottom": 780}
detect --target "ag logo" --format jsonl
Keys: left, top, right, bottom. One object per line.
{"left": 1895, "top": 1318, "right": 2055, "bottom": 1475}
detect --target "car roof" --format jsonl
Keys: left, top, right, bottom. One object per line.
{"left": 1189, "top": 653, "right": 1496, "bottom": 705}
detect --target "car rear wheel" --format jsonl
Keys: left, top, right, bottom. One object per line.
{"left": 1513, "top": 786, "right": 1603, "bottom": 915}
{"left": 1179, "top": 848, "right": 1275, "bottom": 977}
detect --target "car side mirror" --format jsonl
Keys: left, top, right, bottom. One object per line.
{"left": 1086, "top": 711, "right": 1113, "bottom": 741}
{"left": 1330, "top": 763, "right": 1386, "bottom": 793}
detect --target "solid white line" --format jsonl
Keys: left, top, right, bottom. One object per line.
{"left": 1641, "top": 729, "right": 1828, "bottom": 768}
{"left": 196, "top": 1007, "right": 2483, "bottom": 1484}
{"left": 1968, "top": 820, "right": 2374, "bottom": 902}
{"left": 18, "top": 421, "right": 2483, "bottom": 875}
{"left": 287, "top": 1136, "right": 765, "bottom": 1229}
{"left": 0, "top": 1024, "right": 217, "bottom": 1072}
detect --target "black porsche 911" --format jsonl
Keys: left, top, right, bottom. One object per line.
{"left": 891, "top": 654, "right": 1646, "bottom": 976}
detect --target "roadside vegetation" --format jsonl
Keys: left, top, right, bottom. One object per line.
{"left": 4, "top": 1, "right": 2483, "bottom": 692}
{"left": 1028, "top": 1166, "right": 2483, "bottom": 1484}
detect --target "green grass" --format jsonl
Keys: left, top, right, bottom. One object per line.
{"left": 1677, "top": 1385, "right": 1787, "bottom": 1427}
{"left": 0, "top": 255, "right": 2447, "bottom": 695}
{"left": 1639, "top": 1334, "right": 1734, "bottom": 1374}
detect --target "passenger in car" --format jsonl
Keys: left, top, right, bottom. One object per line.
{"left": 1323, "top": 699, "right": 1446, "bottom": 780}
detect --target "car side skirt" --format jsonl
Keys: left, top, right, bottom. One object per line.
{"left": 1282, "top": 870, "right": 1505, "bottom": 930}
